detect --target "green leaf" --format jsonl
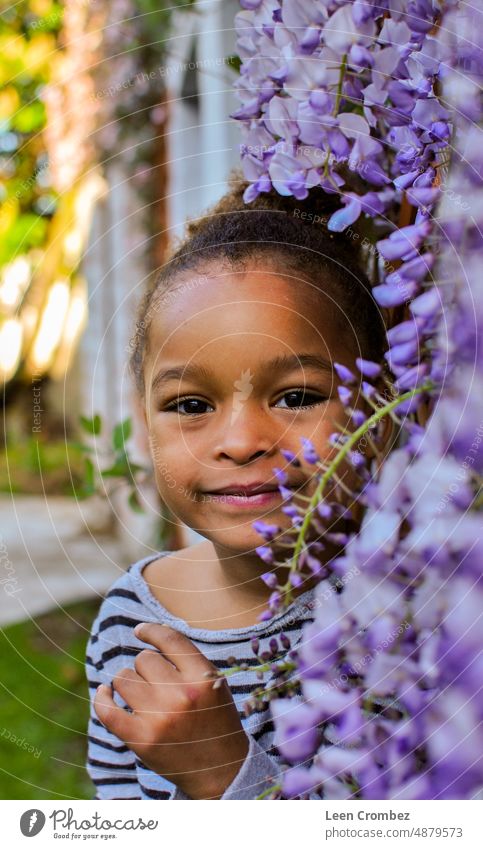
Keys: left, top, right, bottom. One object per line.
{"left": 79, "top": 414, "right": 102, "bottom": 436}
{"left": 125, "top": 461, "right": 149, "bottom": 475}
{"left": 102, "top": 454, "right": 146, "bottom": 482}
{"left": 225, "top": 54, "right": 241, "bottom": 73}
{"left": 0, "top": 214, "right": 47, "bottom": 265}
{"left": 128, "top": 489, "right": 145, "bottom": 513}
{"left": 101, "top": 455, "right": 130, "bottom": 479}
{"left": 84, "top": 457, "right": 95, "bottom": 493}
{"left": 11, "top": 101, "right": 46, "bottom": 134}
{"left": 101, "top": 465, "right": 128, "bottom": 479}
{"left": 112, "top": 418, "right": 132, "bottom": 452}
{"left": 67, "top": 440, "right": 94, "bottom": 454}
{"left": 71, "top": 484, "right": 89, "bottom": 500}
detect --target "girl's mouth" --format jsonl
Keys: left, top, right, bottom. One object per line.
{"left": 201, "top": 488, "right": 295, "bottom": 508}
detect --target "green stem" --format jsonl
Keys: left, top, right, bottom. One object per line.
{"left": 255, "top": 783, "right": 282, "bottom": 800}
{"left": 333, "top": 52, "right": 348, "bottom": 116}
{"left": 472, "top": 485, "right": 483, "bottom": 510}
{"left": 287, "top": 382, "right": 433, "bottom": 577}
{"left": 221, "top": 658, "right": 298, "bottom": 680}
{"left": 323, "top": 52, "right": 348, "bottom": 178}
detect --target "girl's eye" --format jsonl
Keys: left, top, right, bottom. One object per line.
{"left": 275, "top": 389, "right": 328, "bottom": 410}
{"left": 164, "top": 397, "right": 213, "bottom": 416}
{"left": 163, "top": 389, "right": 328, "bottom": 416}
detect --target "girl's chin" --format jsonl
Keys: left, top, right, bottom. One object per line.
{"left": 199, "top": 524, "right": 293, "bottom": 556}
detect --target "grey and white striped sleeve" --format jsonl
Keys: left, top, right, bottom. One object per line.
{"left": 85, "top": 601, "right": 173, "bottom": 801}
{"left": 85, "top": 610, "right": 142, "bottom": 800}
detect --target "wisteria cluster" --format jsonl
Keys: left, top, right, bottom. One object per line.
{"left": 228, "top": 0, "right": 483, "bottom": 799}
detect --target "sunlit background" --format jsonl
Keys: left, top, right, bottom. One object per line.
{"left": 0, "top": 0, "right": 241, "bottom": 799}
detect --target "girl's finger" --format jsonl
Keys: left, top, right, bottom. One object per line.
{"left": 111, "top": 667, "right": 149, "bottom": 707}
{"left": 134, "top": 648, "right": 180, "bottom": 683}
{"left": 93, "top": 684, "right": 137, "bottom": 742}
{"left": 134, "top": 622, "right": 215, "bottom": 679}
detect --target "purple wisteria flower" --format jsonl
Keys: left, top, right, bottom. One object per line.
{"left": 233, "top": 0, "right": 483, "bottom": 801}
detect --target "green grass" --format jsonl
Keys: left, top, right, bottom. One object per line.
{"left": 0, "top": 597, "right": 101, "bottom": 799}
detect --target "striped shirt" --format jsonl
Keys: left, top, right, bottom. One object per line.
{"left": 85, "top": 550, "right": 323, "bottom": 800}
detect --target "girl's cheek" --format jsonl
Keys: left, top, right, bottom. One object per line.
{"left": 303, "top": 401, "right": 347, "bottom": 438}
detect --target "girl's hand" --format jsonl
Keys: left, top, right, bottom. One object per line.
{"left": 93, "top": 622, "right": 250, "bottom": 800}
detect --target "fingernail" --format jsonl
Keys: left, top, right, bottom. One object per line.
{"left": 133, "top": 622, "right": 146, "bottom": 636}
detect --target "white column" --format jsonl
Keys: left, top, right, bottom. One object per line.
{"left": 78, "top": 158, "right": 162, "bottom": 564}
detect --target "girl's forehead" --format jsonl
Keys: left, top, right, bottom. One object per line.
{"left": 150, "top": 269, "right": 341, "bottom": 340}
{"left": 145, "top": 272, "right": 355, "bottom": 378}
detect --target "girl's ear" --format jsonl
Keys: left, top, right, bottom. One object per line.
{"left": 377, "top": 412, "right": 396, "bottom": 462}
{"left": 362, "top": 409, "right": 396, "bottom": 473}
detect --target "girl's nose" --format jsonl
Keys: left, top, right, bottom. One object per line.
{"left": 211, "top": 401, "right": 279, "bottom": 465}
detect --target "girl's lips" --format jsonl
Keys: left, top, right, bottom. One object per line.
{"left": 202, "top": 488, "right": 294, "bottom": 508}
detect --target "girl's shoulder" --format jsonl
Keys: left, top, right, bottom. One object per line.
{"left": 96, "top": 550, "right": 169, "bottom": 615}
{"left": 86, "top": 551, "right": 170, "bottom": 670}
{"left": 86, "top": 545, "right": 318, "bottom": 673}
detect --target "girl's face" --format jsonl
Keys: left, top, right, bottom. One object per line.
{"left": 143, "top": 265, "right": 368, "bottom": 554}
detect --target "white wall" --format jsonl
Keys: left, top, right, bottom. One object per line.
{"left": 78, "top": 161, "right": 162, "bottom": 562}
{"left": 166, "top": 0, "right": 241, "bottom": 238}
{"left": 78, "top": 0, "right": 242, "bottom": 553}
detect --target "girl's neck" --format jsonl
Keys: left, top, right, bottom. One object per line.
{"left": 142, "top": 538, "right": 318, "bottom": 630}
{"left": 208, "top": 539, "right": 320, "bottom": 603}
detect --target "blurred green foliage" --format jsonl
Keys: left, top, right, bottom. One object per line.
{"left": 0, "top": 432, "right": 85, "bottom": 494}
{"left": 0, "top": 1, "right": 63, "bottom": 268}
{"left": 0, "top": 413, "right": 150, "bottom": 501}
{"left": 73, "top": 413, "right": 149, "bottom": 511}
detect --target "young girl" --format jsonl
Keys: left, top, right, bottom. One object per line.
{"left": 85, "top": 170, "right": 392, "bottom": 800}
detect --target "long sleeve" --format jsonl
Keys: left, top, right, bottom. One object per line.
{"left": 85, "top": 604, "right": 177, "bottom": 800}
{"left": 85, "top": 626, "right": 142, "bottom": 800}
{"left": 171, "top": 731, "right": 323, "bottom": 800}
{"left": 83, "top": 552, "right": 321, "bottom": 801}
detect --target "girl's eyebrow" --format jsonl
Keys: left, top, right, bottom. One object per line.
{"left": 151, "top": 353, "right": 333, "bottom": 394}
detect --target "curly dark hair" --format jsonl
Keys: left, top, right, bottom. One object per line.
{"left": 129, "top": 168, "right": 387, "bottom": 398}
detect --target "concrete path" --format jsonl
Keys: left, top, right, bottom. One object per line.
{"left": 0, "top": 494, "right": 151, "bottom": 627}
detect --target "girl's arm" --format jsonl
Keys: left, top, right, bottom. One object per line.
{"left": 93, "top": 622, "right": 324, "bottom": 801}
{"left": 170, "top": 731, "right": 323, "bottom": 800}
{"left": 86, "top": 609, "right": 179, "bottom": 800}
